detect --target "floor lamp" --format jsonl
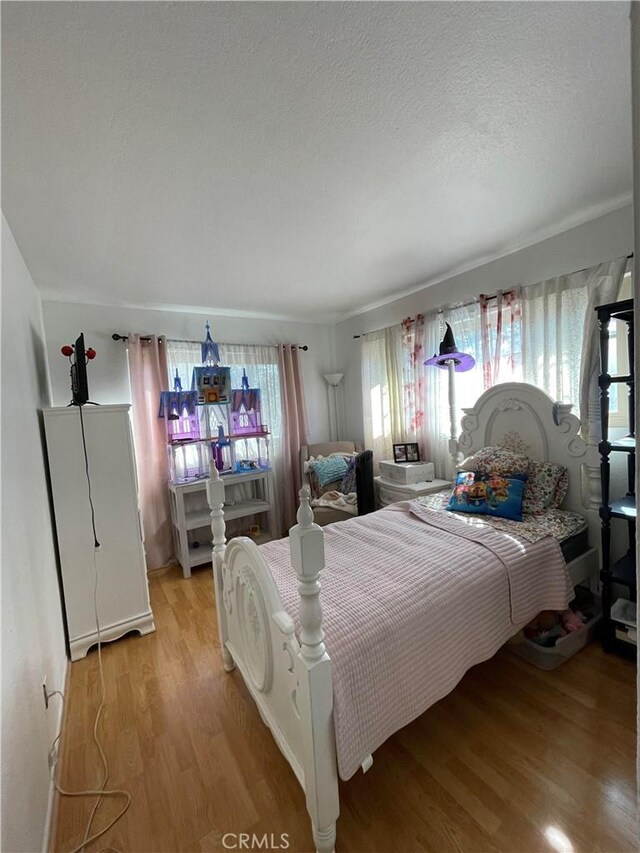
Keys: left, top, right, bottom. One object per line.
{"left": 323, "top": 373, "right": 344, "bottom": 442}
{"left": 424, "top": 324, "right": 475, "bottom": 476}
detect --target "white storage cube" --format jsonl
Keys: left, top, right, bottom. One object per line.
{"left": 375, "top": 477, "right": 452, "bottom": 508}
{"left": 379, "top": 460, "right": 435, "bottom": 484}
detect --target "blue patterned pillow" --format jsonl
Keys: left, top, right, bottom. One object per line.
{"left": 308, "top": 455, "right": 349, "bottom": 489}
{"left": 446, "top": 471, "right": 528, "bottom": 522}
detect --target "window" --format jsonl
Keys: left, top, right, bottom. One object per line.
{"left": 362, "top": 261, "right": 630, "bottom": 476}
{"left": 608, "top": 271, "right": 633, "bottom": 428}
{"left": 165, "top": 340, "right": 283, "bottom": 480}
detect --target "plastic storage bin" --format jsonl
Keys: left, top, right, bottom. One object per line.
{"left": 511, "top": 609, "right": 601, "bottom": 670}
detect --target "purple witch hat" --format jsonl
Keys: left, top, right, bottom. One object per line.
{"left": 424, "top": 323, "right": 475, "bottom": 372}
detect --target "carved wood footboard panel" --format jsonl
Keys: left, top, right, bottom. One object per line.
{"left": 222, "top": 536, "right": 307, "bottom": 784}
{"left": 207, "top": 466, "right": 340, "bottom": 853}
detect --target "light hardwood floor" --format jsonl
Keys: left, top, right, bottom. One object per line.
{"left": 53, "top": 564, "right": 637, "bottom": 853}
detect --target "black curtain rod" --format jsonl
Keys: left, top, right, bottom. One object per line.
{"left": 111, "top": 333, "right": 308, "bottom": 351}
{"left": 353, "top": 253, "right": 635, "bottom": 340}
{"left": 352, "top": 294, "right": 498, "bottom": 340}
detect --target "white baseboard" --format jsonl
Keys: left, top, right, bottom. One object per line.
{"left": 42, "top": 658, "right": 71, "bottom": 853}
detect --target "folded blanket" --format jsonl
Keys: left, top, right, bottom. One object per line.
{"left": 311, "top": 490, "right": 357, "bottom": 516}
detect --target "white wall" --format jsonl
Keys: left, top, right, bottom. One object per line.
{"left": 42, "top": 301, "right": 337, "bottom": 444}
{"left": 1, "top": 215, "right": 68, "bottom": 852}
{"left": 336, "top": 204, "right": 634, "bottom": 443}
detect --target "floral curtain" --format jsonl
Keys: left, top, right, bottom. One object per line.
{"left": 363, "top": 306, "right": 483, "bottom": 478}
{"left": 401, "top": 312, "right": 450, "bottom": 476}
{"left": 400, "top": 315, "right": 425, "bottom": 448}
{"left": 480, "top": 289, "right": 522, "bottom": 389}
{"left": 361, "top": 255, "right": 627, "bottom": 482}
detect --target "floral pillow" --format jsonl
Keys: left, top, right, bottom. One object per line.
{"left": 471, "top": 446, "right": 531, "bottom": 477}
{"left": 522, "top": 461, "right": 569, "bottom": 514}
{"left": 554, "top": 468, "right": 569, "bottom": 508}
{"left": 446, "top": 471, "right": 528, "bottom": 522}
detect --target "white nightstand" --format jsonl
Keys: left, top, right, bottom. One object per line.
{"left": 375, "top": 476, "right": 452, "bottom": 508}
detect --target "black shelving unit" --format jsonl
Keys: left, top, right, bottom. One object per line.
{"left": 596, "top": 298, "right": 636, "bottom": 656}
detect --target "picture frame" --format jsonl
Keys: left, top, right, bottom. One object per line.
{"left": 393, "top": 443, "right": 407, "bottom": 463}
{"left": 393, "top": 442, "right": 420, "bottom": 463}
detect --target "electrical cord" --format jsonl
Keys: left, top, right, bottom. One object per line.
{"left": 49, "top": 405, "right": 131, "bottom": 852}
{"left": 47, "top": 690, "right": 65, "bottom": 703}
{"left": 78, "top": 404, "right": 100, "bottom": 549}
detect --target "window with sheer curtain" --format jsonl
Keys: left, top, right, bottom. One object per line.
{"left": 361, "top": 258, "right": 629, "bottom": 477}
{"left": 363, "top": 303, "right": 485, "bottom": 477}
{"left": 166, "top": 340, "right": 284, "bottom": 532}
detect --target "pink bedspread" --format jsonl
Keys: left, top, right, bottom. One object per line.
{"left": 259, "top": 500, "right": 573, "bottom": 781}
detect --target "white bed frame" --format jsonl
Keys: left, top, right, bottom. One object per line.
{"left": 206, "top": 383, "right": 600, "bottom": 853}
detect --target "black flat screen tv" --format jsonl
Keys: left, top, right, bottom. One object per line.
{"left": 71, "top": 333, "right": 89, "bottom": 405}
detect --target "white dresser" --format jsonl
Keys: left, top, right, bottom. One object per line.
{"left": 43, "top": 405, "right": 155, "bottom": 661}
{"left": 375, "top": 476, "right": 452, "bottom": 508}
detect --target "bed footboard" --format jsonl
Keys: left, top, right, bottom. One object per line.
{"left": 207, "top": 466, "right": 340, "bottom": 853}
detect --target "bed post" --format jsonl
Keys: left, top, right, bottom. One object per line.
{"left": 208, "top": 463, "right": 235, "bottom": 672}
{"left": 289, "top": 487, "right": 340, "bottom": 853}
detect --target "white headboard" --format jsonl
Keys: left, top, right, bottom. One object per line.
{"left": 458, "top": 383, "right": 599, "bottom": 530}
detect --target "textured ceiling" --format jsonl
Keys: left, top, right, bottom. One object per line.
{"left": 2, "top": 1, "right": 632, "bottom": 322}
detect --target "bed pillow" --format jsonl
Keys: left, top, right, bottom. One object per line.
{"left": 459, "top": 455, "right": 479, "bottom": 471}
{"left": 471, "top": 446, "right": 530, "bottom": 477}
{"left": 522, "top": 461, "right": 568, "bottom": 514}
{"left": 446, "top": 471, "right": 528, "bottom": 521}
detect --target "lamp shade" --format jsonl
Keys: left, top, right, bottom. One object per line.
{"left": 323, "top": 373, "right": 344, "bottom": 387}
{"left": 424, "top": 323, "right": 475, "bottom": 372}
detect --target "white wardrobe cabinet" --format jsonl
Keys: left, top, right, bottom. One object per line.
{"left": 43, "top": 405, "right": 155, "bottom": 661}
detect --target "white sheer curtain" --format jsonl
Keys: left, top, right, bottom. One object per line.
{"left": 360, "top": 255, "right": 628, "bottom": 480}
{"left": 361, "top": 325, "right": 404, "bottom": 469}
{"left": 363, "top": 306, "right": 483, "bottom": 478}
{"left": 521, "top": 272, "right": 590, "bottom": 408}
{"left": 165, "top": 340, "right": 284, "bottom": 535}
{"left": 577, "top": 258, "right": 629, "bottom": 442}
{"left": 421, "top": 305, "right": 483, "bottom": 478}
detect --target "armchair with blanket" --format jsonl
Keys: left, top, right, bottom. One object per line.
{"left": 300, "top": 441, "right": 375, "bottom": 526}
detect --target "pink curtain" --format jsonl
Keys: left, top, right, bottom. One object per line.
{"left": 127, "top": 334, "right": 173, "bottom": 570}
{"left": 278, "top": 344, "right": 309, "bottom": 530}
{"left": 401, "top": 314, "right": 427, "bottom": 458}
{"left": 480, "top": 288, "right": 522, "bottom": 388}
